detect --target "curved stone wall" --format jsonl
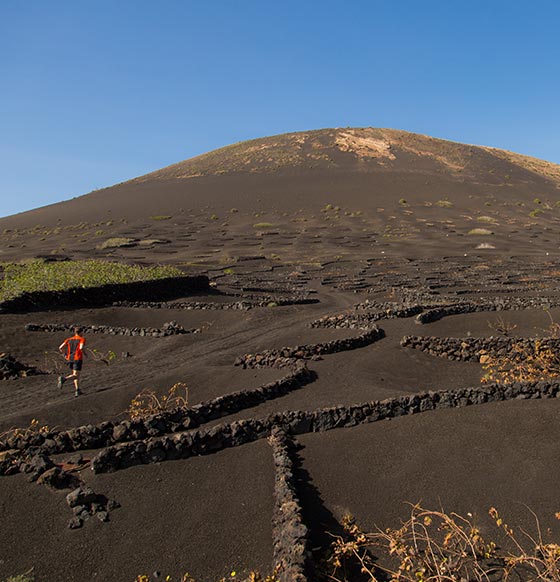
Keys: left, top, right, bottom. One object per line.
{"left": 415, "top": 297, "right": 560, "bottom": 324}
{"left": 0, "top": 365, "right": 316, "bottom": 458}
{"left": 311, "top": 305, "right": 422, "bottom": 330}
{"left": 401, "top": 335, "right": 560, "bottom": 362}
{"left": 234, "top": 326, "right": 385, "bottom": 369}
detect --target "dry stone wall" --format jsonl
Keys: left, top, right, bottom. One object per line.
{"left": 89, "top": 379, "right": 560, "bottom": 474}
{"left": 401, "top": 335, "right": 560, "bottom": 362}
{"left": 0, "top": 353, "right": 43, "bottom": 380}
{"left": 415, "top": 297, "right": 560, "bottom": 324}
{"left": 0, "top": 365, "right": 316, "bottom": 459}
{"left": 25, "top": 321, "right": 198, "bottom": 337}
{"left": 114, "top": 295, "right": 319, "bottom": 310}
{"left": 311, "top": 305, "right": 422, "bottom": 329}
{"left": 269, "top": 427, "right": 311, "bottom": 582}
{"left": 234, "top": 326, "right": 385, "bottom": 369}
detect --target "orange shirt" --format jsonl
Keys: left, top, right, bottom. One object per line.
{"left": 62, "top": 334, "right": 86, "bottom": 361}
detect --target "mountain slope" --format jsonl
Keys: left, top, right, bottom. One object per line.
{"left": 1, "top": 128, "right": 559, "bottom": 262}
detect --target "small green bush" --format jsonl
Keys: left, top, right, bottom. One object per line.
{"left": 98, "top": 237, "right": 136, "bottom": 249}
{"left": 253, "top": 222, "right": 274, "bottom": 228}
{"left": 468, "top": 228, "right": 493, "bottom": 235}
{"left": 138, "top": 239, "right": 168, "bottom": 246}
{"left": 476, "top": 216, "right": 497, "bottom": 223}
{"left": 529, "top": 209, "right": 543, "bottom": 218}
{"left": 150, "top": 215, "right": 172, "bottom": 221}
{"left": 4, "top": 569, "right": 34, "bottom": 582}
{"left": 436, "top": 200, "right": 454, "bottom": 208}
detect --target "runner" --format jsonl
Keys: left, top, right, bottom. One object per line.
{"left": 58, "top": 327, "right": 86, "bottom": 397}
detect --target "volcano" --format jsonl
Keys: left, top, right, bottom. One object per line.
{"left": 1, "top": 128, "right": 559, "bottom": 264}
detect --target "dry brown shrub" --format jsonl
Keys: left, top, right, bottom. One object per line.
{"left": 0, "top": 418, "right": 50, "bottom": 448}
{"left": 487, "top": 316, "right": 518, "bottom": 337}
{"left": 127, "top": 382, "right": 189, "bottom": 420}
{"left": 325, "top": 504, "right": 560, "bottom": 582}
{"left": 135, "top": 570, "right": 277, "bottom": 582}
{"left": 480, "top": 341, "right": 560, "bottom": 384}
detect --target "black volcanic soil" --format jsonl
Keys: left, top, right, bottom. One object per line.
{"left": 1, "top": 128, "right": 560, "bottom": 581}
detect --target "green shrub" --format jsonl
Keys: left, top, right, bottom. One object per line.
{"left": 467, "top": 228, "right": 493, "bottom": 235}
{"left": 150, "top": 215, "right": 172, "bottom": 221}
{"left": 5, "top": 576, "right": 34, "bottom": 582}
{"left": 253, "top": 222, "right": 274, "bottom": 228}
{"left": 436, "top": 200, "right": 454, "bottom": 208}
{"left": 529, "top": 209, "right": 544, "bottom": 218}
{"left": 98, "top": 237, "right": 136, "bottom": 249}
{"left": 138, "top": 239, "right": 168, "bottom": 246}
{"left": 476, "top": 216, "right": 497, "bottom": 223}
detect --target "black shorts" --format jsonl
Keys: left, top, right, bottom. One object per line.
{"left": 68, "top": 360, "right": 83, "bottom": 371}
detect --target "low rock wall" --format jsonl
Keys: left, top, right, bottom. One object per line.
{"left": 401, "top": 335, "right": 560, "bottom": 362}
{"left": 90, "top": 379, "right": 560, "bottom": 474}
{"left": 234, "top": 326, "right": 385, "bottom": 369}
{"left": 269, "top": 427, "right": 311, "bottom": 582}
{"left": 416, "top": 297, "right": 560, "bottom": 324}
{"left": 0, "top": 275, "right": 209, "bottom": 313}
{"left": 0, "top": 365, "right": 316, "bottom": 458}
{"left": 16, "top": 451, "right": 119, "bottom": 529}
{"left": 1, "top": 353, "right": 43, "bottom": 380}
{"left": 114, "top": 296, "right": 319, "bottom": 311}
{"left": 311, "top": 306, "right": 422, "bottom": 329}
{"left": 25, "top": 321, "right": 197, "bottom": 337}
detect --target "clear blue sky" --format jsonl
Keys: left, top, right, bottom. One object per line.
{"left": 1, "top": 0, "right": 559, "bottom": 218}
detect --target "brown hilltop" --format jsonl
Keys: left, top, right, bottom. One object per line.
{"left": 1, "top": 127, "right": 559, "bottom": 262}
{"left": 131, "top": 127, "right": 560, "bottom": 184}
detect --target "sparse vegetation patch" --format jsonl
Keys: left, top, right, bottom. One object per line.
{"left": 0, "top": 260, "right": 184, "bottom": 302}
{"left": 467, "top": 228, "right": 493, "bottom": 235}
{"left": 98, "top": 237, "right": 136, "bottom": 249}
